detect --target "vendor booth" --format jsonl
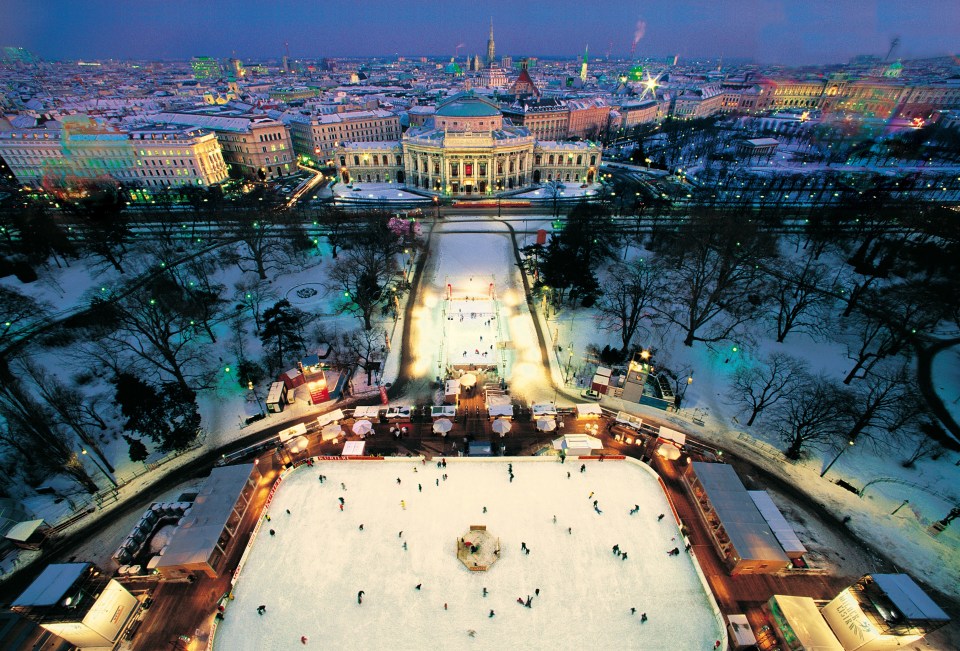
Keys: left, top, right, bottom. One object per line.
{"left": 764, "top": 595, "right": 843, "bottom": 651}
{"left": 553, "top": 434, "right": 603, "bottom": 457}
{"left": 574, "top": 403, "right": 602, "bottom": 419}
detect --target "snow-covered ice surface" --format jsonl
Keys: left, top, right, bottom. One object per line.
{"left": 215, "top": 459, "right": 723, "bottom": 651}
{"left": 332, "top": 182, "right": 430, "bottom": 201}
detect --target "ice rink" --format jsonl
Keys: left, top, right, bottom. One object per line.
{"left": 214, "top": 458, "right": 723, "bottom": 650}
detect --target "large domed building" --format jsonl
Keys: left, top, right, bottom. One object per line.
{"left": 335, "top": 91, "right": 602, "bottom": 196}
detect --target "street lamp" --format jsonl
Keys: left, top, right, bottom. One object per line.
{"left": 820, "top": 440, "right": 855, "bottom": 478}
{"left": 248, "top": 381, "right": 265, "bottom": 414}
{"left": 81, "top": 448, "right": 117, "bottom": 488}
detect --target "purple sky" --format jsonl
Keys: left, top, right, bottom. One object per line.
{"left": 2, "top": 0, "right": 957, "bottom": 65}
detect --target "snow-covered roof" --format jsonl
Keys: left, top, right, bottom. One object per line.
{"left": 690, "top": 462, "right": 789, "bottom": 566}
{"left": 13, "top": 562, "right": 90, "bottom": 607}
{"left": 575, "top": 403, "right": 602, "bottom": 418}
{"left": 156, "top": 464, "right": 256, "bottom": 573}
{"left": 770, "top": 595, "right": 843, "bottom": 651}
{"left": 871, "top": 574, "right": 949, "bottom": 622}
{"left": 4, "top": 519, "right": 44, "bottom": 542}
{"left": 747, "top": 491, "right": 807, "bottom": 556}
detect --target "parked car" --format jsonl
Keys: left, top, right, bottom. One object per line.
{"left": 580, "top": 389, "right": 601, "bottom": 401}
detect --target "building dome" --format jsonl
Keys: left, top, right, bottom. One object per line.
{"left": 436, "top": 92, "right": 501, "bottom": 118}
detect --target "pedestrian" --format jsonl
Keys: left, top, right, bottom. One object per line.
{"left": 568, "top": 527, "right": 572, "bottom": 534}
{"left": 489, "top": 610, "right": 495, "bottom": 618}
{"left": 265, "top": 514, "right": 271, "bottom": 521}
{"left": 714, "top": 640, "right": 721, "bottom": 649}
{"left": 359, "top": 524, "right": 364, "bottom": 531}
{"left": 397, "top": 477, "right": 402, "bottom": 485}
{"left": 553, "top": 515, "right": 557, "bottom": 524}
{"left": 482, "top": 587, "right": 488, "bottom": 597}
{"left": 418, "top": 484, "right": 422, "bottom": 492}
{"left": 400, "top": 500, "right": 406, "bottom": 510}
{"left": 403, "top": 542, "right": 407, "bottom": 550}
{"left": 339, "top": 504, "right": 344, "bottom": 511}
{"left": 286, "top": 509, "right": 291, "bottom": 515}
{"left": 357, "top": 590, "right": 364, "bottom": 604}
{"left": 621, "top": 552, "right": 627, "bottom": 561}
{"left": 257, "top": 604, "right": 266, "bottom": 615}
{"left": 415, "top": 583, "right": 422, "bottom": 590}
{"left": 301, "top": 635, "right": 308, "bottom": 644}
{"left": 443, "top": 473, "right": 448, "bottom": 481}
{"left": 630, "top": 607, "right": 636, "bottom": 615}
{"left": 593, "top": 499, "right": 598, "bottom": 507}
{"left": 657, "top": 513, "right": 665, "bottom": 521}
{"left": 525, "top": 596, "right": 532, "bottom": 607}
{"left": 567, "top": 471, "right": 571, "bottom": 478}
{"left": 640, "top": 613, "right": 647, "bottom": 623}
{"left": 339, "top": 497, "right": 345, "bottom": 504}
{"left": 269, "top": 529, "right": 275, "bottom": 536}
{"left": 535, "top": 588, "right": 540, "bottom": 596}
{"left": 580, "top": 464, "right": 586, "bottom": 473}
{"left": 483, "top": 506, "right": 487, "bottom": 513}
{"left": 685, "top": 543, "right": 692, "bottom": 552}
{"left": 588, "top": 491, "right": 594, "bottom": 499}
{"left": 468, "top": 630, "right": 476, "bottom": 637}
{"left": 509, "top": 474, "right": 514, "bottom": 483}
{"left": 399, "top": 531, "right": 403, "bottom": 537}
{"left": 517, "top": 597, "right": 524, "bottom": 605}
{"left": 525, "top": 548, "right": 530, "bottom": 555}
{"left": 612, "top": 544, "right": 619, "bottom": 554}
{"left": 341, "top": 482, "right": 346, "bottom": 490}
{"left": 521, "top": 542, "right": 527, "bottom": 551}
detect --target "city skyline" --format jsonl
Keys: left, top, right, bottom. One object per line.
{"left": 2, "top": 0, "right": 958, "bottom": 66}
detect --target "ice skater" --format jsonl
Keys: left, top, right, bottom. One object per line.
{"left": 257, "top": 604, "right": 266, "bottom": 615}
{"left": 580, "top": 464, "right": 586, "bottom": 473}
{"left": 301, "top": 635, "right": 308, "bottom": 644}
{"left": 403, "top": 542, "right": 408, "bottom": 550}
{"left": 286, "top": 509, "right": 291, "bottom": 515}
{"left": 630, "top": 607, "right": 636, "bottom": 615}
{"left": 357, "top": 591, "right": 364, "bottom": 604}
{"left": 400, "top": 500, "right": 406, "bottom": 510}
{"left": 269, "top": 529, "right": 275, "bottom": 536}
{"left": 489, "top": 610, "right": 495, "bottom": 618}
{"left": 517, "top": 597, "right": 525, "bottom": 605}
{"left": 568, "top": 527, "right": 572, "bottom": 534}
{"left": 415, "top": 583, "right": 422, "bottom": 590}
{"left": 640, "top": 612, "right": 647, "bottom": 623}
{"left": 397, "top": 477, "right": 402, "bottom": 485}
{"left": 521, "top": 542, "right": 527, "bottom": 552}
{"left": 612, "top": 544, "right": 620, "bottom": 555}
{"left": 359, "top": 524, "right": 364, "bottom": 531}
{"left": 657, "top": 513, "right": 665, "bottom": 521}
{"left": 621, "top": 552, "right": 628, "bottom": 561}
{"left": 525, "top": 596, "right": 532, "bottom": 608}
{"left": 482, "top": 587, "right": 488, "bottom": 597}
{"left": 588, "top": 491, "right": 594, "bottom": 499}
{"left": 483, "top": 506, "right": 487, "bottom": 513}
{"left": 553, "top": 515, "right": 557, "bottom": 524}
{"left": 399, "top": 531, "right": 403, "bottom": 537}
{"left": 418, "top": 484, "right": 422, "bottom": 492}
{"left": 594, "top": 505, "right": 603, "bottom": 515}
{"left": 341, "top": 482, "right": 346, "bottom": 490}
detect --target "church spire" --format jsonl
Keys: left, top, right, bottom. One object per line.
{"left": 580, "top": 44, "right": 589, "bottom": 83}
{"left": 487, "top": 18, "right": 496, "bottom": 67}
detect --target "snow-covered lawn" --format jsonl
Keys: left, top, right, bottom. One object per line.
{"left": 332, "top": 182, "right": 430, "bottom": 202}
{"left": 216, "top": 458, "right": 723, "bottom": 651}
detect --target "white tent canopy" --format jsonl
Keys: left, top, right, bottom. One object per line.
{"left": 433, "top": 418, "right": 453, "bottom": 434}
{"left": 657, "top": 443, "right": 682, "bottom": 460}
{"left": 459, "top": 373, "right": 477, "bottom": 388}
{"left": 352, "top": 420, "right": 373, "bottom": 436}
{"left": 552, "top": 434, "right": 603, "bottom": 456}
{"left": 492, "top": 418, "right": 512, "bottom": 435}
{"left": 575, "top": 403, "right": 602, "bottom": 419}
{"left": 342, "top": 441, "right": 366, "bottom": 456}
{"left": 488, "top": 404, "right": 513, "bottom": 418}
{"left": 317, "top": 409, "right": 344, "bottom": 428}
{"left": 431, "top": 405, "right": 456, "bottom": 419}
{"left": 321, "top": 423, "right": 343, "bottom": 442}
{"left": 536, "top": 418, "right": 557, "bottom": 432}
{"left": 658, "top": 426, "right": 686, "bottom": 446}
{"left": 532, "top": 403, "right": 557, "bottom": 418}
{"left": 353, "top": 406, "right": 382, "bottom": 419}
{"left": 278, "top": 423, "right": 307, "bottom": 444}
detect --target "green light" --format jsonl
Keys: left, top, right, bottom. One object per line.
{"left": 732, "top": 346, "right": 738, "bottom": 353}
{"left": 225, "top": 366, "right": 231, "bottom": 373}
{"left": 344, "top": 291, "right": 350, "bottom": 297}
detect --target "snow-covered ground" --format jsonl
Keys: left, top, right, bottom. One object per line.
{"left": 512, "top": 183, "right": 602, "bottom": 199}
{"left": 216, "top": 458, "right": 723, "bottom": 651}
{"left": 332, "top": 182, "right": 430, "bottom": 202}
{"left": 932, "top": 343, "right": 960, "bottom": 426}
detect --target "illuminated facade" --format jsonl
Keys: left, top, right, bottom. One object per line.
{"left": 335, "top": 92, "right": 601, "bottom": 196}
{"left": 129, "top": 124, "right": 229, "bottom": 188}
{"left": 288, "top": 109, "right": 401, "bottom": 165}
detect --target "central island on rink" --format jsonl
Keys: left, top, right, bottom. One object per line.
{"left": 457, "top": 525, "right": 501, "bottom": 571}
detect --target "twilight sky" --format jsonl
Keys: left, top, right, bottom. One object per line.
{"left": 2, "top": 0, "right": 957, "bottom": 65}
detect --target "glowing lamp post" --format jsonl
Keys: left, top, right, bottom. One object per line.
{"left": 820, "top": 440, "right": 855, "bottom": 478}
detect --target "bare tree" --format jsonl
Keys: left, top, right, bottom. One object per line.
{"left": 234, "top": 276, "right": 277, "bottom": 334}
{"left": 771, "top": 256, "right": 834, "bottom": 343}
{"left": 655, "top": 214, "right": 775, "bottom": 346}
{"left": 101, "top": 288, "right": 207, "bottom": 393}
{"left": 596, "top": 259, "right": 658, "bottom": 352}
{"left": 329, "top": 248, "right": 399, "bottom": 331}
{"left": 731, "top": 352, "right": 808, "bottom": 426}
{"left": 225, "top": 219, "right": 289, "bottom": 280}
{"left": 776, "top": 374, "right": 848, "bottom": 460}
{"left": 337, "top": 327, "right": 386, "bottom": 385}
{"left": 0, "top": 286, "right": 52, "bottom": 346}
{"left": 839, "top": 362, "right": 909, "bottom": 448}
{"left": 0, "top": 381, "right": 99, "bottom": 493}
{"left": 15, "top": 358, "right": 116, "bottom": 476}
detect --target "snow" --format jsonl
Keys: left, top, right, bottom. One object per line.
{"left": 215, "top": 458, "right": 723, "bottom": 650}
{"left": 512, "top": 183, "right": 602, "bottom": 199}
{"left": 331, "top": 182, "right": 430, "bottom": 202}
{"left": 932, "top": 343, "right": 960, "bottom": 426}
